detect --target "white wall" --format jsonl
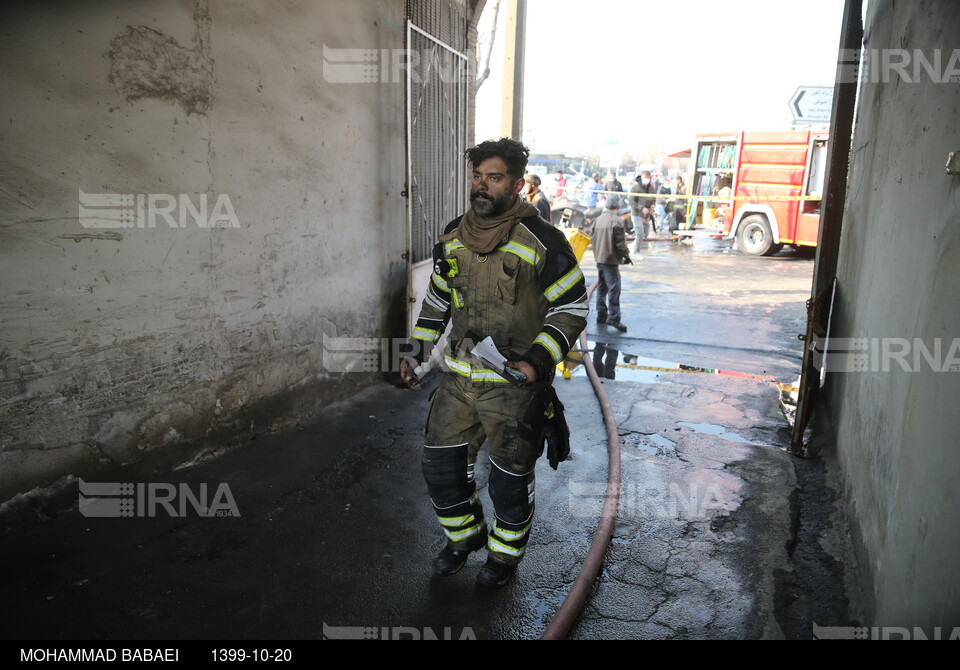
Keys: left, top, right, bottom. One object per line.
{"left": 0, "top": 1, "right": 411, "bottom": 502}
{"left": 824, "top": 0, "right": 960, "bottom": 627}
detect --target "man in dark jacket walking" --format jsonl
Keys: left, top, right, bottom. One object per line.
{"left": 591, "top": 194, "right": 631, "bottom": 332}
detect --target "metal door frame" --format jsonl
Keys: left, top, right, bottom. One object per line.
{"left": 791, "top": 0, "right": 863, "bottom": 455}
{"left": 405, "top": 21, "right": 470, "bottom": 338}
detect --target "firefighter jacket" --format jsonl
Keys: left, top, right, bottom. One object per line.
{"left": 412, "top": 214, "right": 588, "bottom": 386}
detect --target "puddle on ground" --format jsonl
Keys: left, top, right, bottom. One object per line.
{"left": 562, "top": 339, "right": 788, "bottom": 388}
{"left": 677, "top": 421, "right": 753, "bottom": 444}
{"left": 645, "top": 433, "right": 676, "bottom": 449}
{"left": 622, "top": 431, "right": 678, "bottom": 457}
{"left": 633, "top": 441, "right": 658, "bottom": 456}
{"left": 560, "top": 341, "right": 793, "bottom": 450}
{"left": 525, "top": 590, "right": 565, "bottom": 629}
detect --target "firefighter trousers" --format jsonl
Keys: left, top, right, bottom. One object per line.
{"left": 421, "top": 372, "right": 542, "bottom": 566}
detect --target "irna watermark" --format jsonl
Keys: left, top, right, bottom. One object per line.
{"left": 813, "top": 622, "right": 960, "bottom": 640}
{"left": 78, "top": 189, "right": 240, "bottom": 229}
{"left": 569, "top": 481, "right": 731, "bottom": 521}
{"left": 817, "top": 337, "right": 960, "bottom": 373}
{"left": 322, "top": 622, "right": 476, "bottom": 640}
{"left": 322, "top": 335, "right": 960, "bottom": 376}
{"left": 838, "top": 48, "right": 960, "bottom": 84}
{"left": 78, "top": 479, "right": 240, "bottom": 518}
{"left": 321, "top": 45, "right": 472, "bottom": 84}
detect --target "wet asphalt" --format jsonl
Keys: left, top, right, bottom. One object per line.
{"left": 0, "top": 236, "right": 860, "bottom": 640}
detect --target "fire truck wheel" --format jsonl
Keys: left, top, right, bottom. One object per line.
{"left": 736, "top": 215, "right": 783, "bottom": 256}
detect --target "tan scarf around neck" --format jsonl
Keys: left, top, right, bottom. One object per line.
{"left": 457, "top": 195, "right": 539, "bottom": 254}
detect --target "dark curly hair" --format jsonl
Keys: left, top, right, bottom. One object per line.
{"left": 464, "top": 137, "right": 530, "bottom": 180}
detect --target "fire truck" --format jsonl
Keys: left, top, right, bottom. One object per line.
{"left": 686, "top": 129, "right": 829, "bottom": 256}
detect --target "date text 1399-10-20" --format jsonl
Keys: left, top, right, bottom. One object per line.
{"left": 212, "top": 648, "right": 293, "bottom": 662}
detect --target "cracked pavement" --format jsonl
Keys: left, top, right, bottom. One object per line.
{"left": 0, "top": 238, "right": 859, "bottom": 640}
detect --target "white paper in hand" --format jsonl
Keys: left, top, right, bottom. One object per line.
{"left": 470, "top": 336, "right": 508, "bottom": 372}
{"left": 470, "top": 336, "right": 526, "bottom": 386}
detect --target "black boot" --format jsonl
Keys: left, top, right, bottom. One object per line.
{"left": 608, "top": 320, "right": 627, "bottom": 332}
{"left": 476, "top": 557, "right": 517, "bottom": 588}
{"left": 432, "top": 531, "right": 487, "bottom": 576}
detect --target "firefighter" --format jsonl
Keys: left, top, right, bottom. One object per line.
{"left": 401, "top": 138, "right": 588, "bottom": 588}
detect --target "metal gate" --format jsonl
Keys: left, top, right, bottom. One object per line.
{"left": 790, "top": 0, "right": 862, "bottom": 455}
{"left": 406, "top": 20, "right": 469, "bottom": 334}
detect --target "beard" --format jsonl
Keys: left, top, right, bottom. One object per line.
{"left": 470, "top": 189, "right": 515, "bottom": 218}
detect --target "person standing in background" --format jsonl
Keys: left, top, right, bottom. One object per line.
{"left": 670, "top": 175, "right": 687, "bottom": 230}
{"left": 553, "top": 170, "right": 567, "bottom": 200}
{"left": 603, "top": 171, "right": 624, "bottom": 198}
{"left": 629, "top": 171, "right": 655, "bottom": 244}
{"left": 656, "top": 178, "right": 671, "bottom": 233}
{"left": 524, "top": 173, "right": 552, "bottom": 223}
{"left": 591, "top": 193, "right": 631, "bottom": 333}
{"left": 584, "top": 173, "right": 603, "bottom": 209}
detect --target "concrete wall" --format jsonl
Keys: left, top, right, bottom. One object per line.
{"left": 0, "top": 1, "right": 417, "bottom": 507}
{"left": 824, "top": 0, "right": 960, "bottom": 628}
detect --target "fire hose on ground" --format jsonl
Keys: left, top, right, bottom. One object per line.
{"left": 541, "top": 278, "right": 621, "bottom": 640}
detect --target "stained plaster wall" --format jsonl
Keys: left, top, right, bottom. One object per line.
{"left": 0, "top": 0, "right": 414, "bottom": 507}
{"left": 823, "top": 0, "right": 960, "bottom": 628}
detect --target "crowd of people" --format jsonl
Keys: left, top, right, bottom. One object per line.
{"left": 520, "top": 168, "right": 688, "bottom": 239}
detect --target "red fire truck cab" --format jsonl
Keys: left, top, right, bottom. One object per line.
{"left": 688, "top": 130, "right": 829, "bottom": 256}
